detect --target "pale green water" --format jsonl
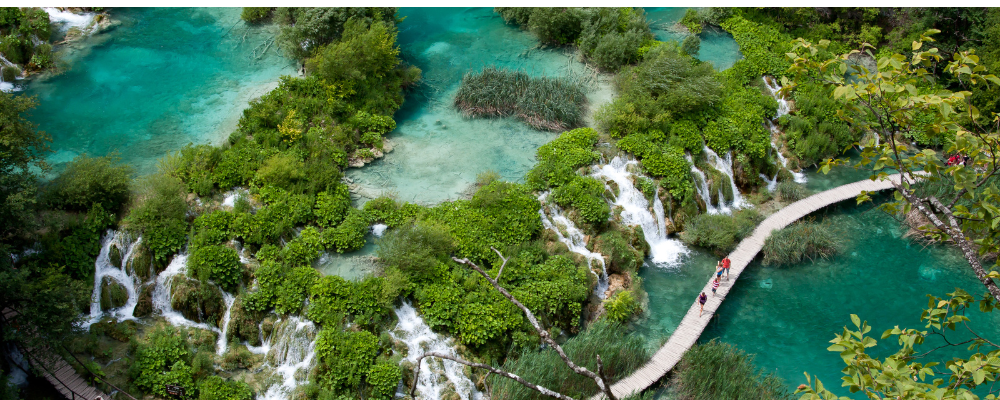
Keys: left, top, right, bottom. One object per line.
{"left": 645, "top": 7, "right": 742, "bottom": 71}
{"left": 346, "top": 7, "right": 599, "bottom": 205}
{"left": 637, "top": 191, "right": 1000, "bottom": 395}
{"left": 25, "top": 8, "right": 295, "bottom": 175}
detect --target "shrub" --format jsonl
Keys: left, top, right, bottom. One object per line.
{"left": 490, "top": 321, "right": 650, "bottom": 400}
{"left": 255, "top": 153, "right": 305, "bottom": 191}
{"left": 130, "top": 325, "right": 193, "bottom": 397}
{"left": 240, "top": 7, "right": 273, "bottom": 23}
{"left": 527, "top": 127, "right": 600, "bottom": 190}
{"left": 175, "top": 144, "right": 222, "bottom": 196}
{"left": 366, "top": 361, "right": 401, "bottom": 400}
{"left": 277, "top": 8, "right": 398, "bottom": 61}
{"left": 762, "top": 221, "right": 841, "bottom": 266}
{"left": 315, "top": 328, "right": 379, "bottom": 390}
{"left": 672, "top": 340, "right": 793, "bottom": 400}
{"left": 376, "top": 220, "right": 454, "bottom": 282}
{"left": 589, "top": 30, "right": 648, "bottom": 71}
{"left": 126, "top": 173, "right": 188, "bottom": 262}
{"left": 680, "top": 209, "right": 763, "bottom": 255}
{"left": 578, "top": 8, "right": 653, "bottom": 72}
{"left": 322, "top": 207, "right": 369, "bottom": 253}
{"left": 363, "top": 197, "right": 420, "bottom": 227}
{"left": 551, "top": 176, "right": 610, "bottom": 225}
{"left": 593, "top": 230, "right": 643, "bottom": 274}
{"left": 199, "top": 375, "right": 253, "bottom": 400}
{"left": 681, "top": 34, "right": 701, "bottom": 56}
{"left": 187, "top": 244, "right": 243, "bottom": 292}
{"left": 602, "top": 290, "right": 640, "bottom": 323}
{"left": 680, "top": 9, "right": 704, "bottom": 34}
{"left": 44, "top": 154, "right": 133, "bottom": 213}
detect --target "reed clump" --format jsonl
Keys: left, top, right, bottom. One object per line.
{"left": 454, "top": 66, "right": 587, "bottom": 132}
{"left": 671, "top": 340, "right": 793, "bottom": 400}
{"left": 489, "top": 321, "right": 650, "bottom": 400}
{"left": 762, "top": 220, "right": 841, "bottom": 266}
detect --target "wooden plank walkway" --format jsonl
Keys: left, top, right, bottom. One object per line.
{"left": 591, "top": 173, "right": 908, "bottom": 399}
{"left": 2, "top": 308, "right": 109, "bottom": 400}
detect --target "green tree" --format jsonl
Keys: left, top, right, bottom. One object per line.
{"left": 787, "top": 32, "right": 1000, "bottom": 303}
{"left": 0, "top": 92, "right": 49, "bottom": 238}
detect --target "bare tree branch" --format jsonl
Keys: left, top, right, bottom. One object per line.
{"left": 411, "top": 352, "right": 578, "bottom": 400}
{"left": 491, "top": 246, "right": 509, "bottom": 281}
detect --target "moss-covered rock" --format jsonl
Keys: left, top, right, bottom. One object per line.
{"left": 129, "top": 244, "right": 153, "bottom": 281}
{"left": 170, "top": 276, "right": 224, "bottom": 325}
{"left": 226, "top": 296, "right": 262, "bottom": 346}
{"left": 99, "top": 277, "right": 129, "bottom": 311}
{"left": 133, "top": 283, "right": 154, "bottom": 318}
{"left": 90, "top": 318, "right": 137, "bottom": 342}
{"left": 109, "top": 244, "right": 123, "bottom": 270}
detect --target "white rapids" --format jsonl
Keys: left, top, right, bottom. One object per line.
{"left": 391, "top": 302, "right": 481, "bottom": 400}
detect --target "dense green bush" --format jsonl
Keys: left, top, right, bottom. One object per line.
{"left": 490, "top": 321, "right": 650, "bottom": 400}
{"left": 125, "top": 173, "right": 188, "bottom": 262}
{"left": 593, "top": 230, "right": 645, "bottom": 274}
{"left": 578, "top": 8, "right": 653, "bottom": 71}
{"left": 44, "top": 154, "right": 133, "bottom": 213}
{"left": 240, "top": 7, "right": 273, "bottom": 23}
{"left": 672, "top": 340, "right": 792, "bottom": 400}
{"left": 551, "top": 176, "right": 610, "bottom": 225}
{"left": 198, "top": 375, "right": 252, "bottom": 400}
{"left": 431, "top": 181, "right": 541, "bottom": 263}
{"left": 680, "top": 9, "right": 704, "bottom": 34}
{"left": 526, "top": 127, "right": 600, "bottom": 190}
{"left": 362, "top": 196, "right": 421, "bottom": 227}
{"left": 365, "top": 361, "right": 401, "bottom": 400}
{"left": 187, "top": 244, "right": 243, "bottom": 292}
{"left": 602, "top": 290, "right": 640, "bottom": 323}
{"left": 130, "top": 325, "right": 194, "bottom": 397}
{"left": 376, "top": 219, "right": 454, "bottom": 282}
{"left": 680, "top": 209, "right": 763, "bottom": 255}
{"left": 762, "top": 221, "right": 841, "bottom": 266}
{"left": 315, "top": 328, "right": 379, "bottom": 390}
{"left": 774, "top": 181, "right": 809, "bottom": 202}
{"left": 276, "top": 7, "right": 398, "bottom": 60}
{"left": 681, "top": 35, "right": 701, "bottom": 56}
{"left": 0, "top": 7, "right": 53, "bottom": 72}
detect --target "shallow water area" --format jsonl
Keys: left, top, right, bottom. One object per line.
{"left": 24, "top": 8, "right": 295, "bottom": 175}
{"left": 645, "top": 8, "right": 742, "bottom": 71}
{"left": 637, "top": 196, "right": 1000, "bottom": 395}
{"left": 347, "top": 7, "right": 599, "bottom": 205}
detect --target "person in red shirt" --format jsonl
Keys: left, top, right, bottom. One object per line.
{"left": 722, "top": 257, "right": 731, "bottom": 280}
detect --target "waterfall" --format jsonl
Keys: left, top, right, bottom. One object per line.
{"left": 0, "top": 54, "right": 18, "bottom": 93}
{"left": 44, "top": 8, "right": 97, "bottom": 34}
{"left": 151, "top": 254, "right": 237, "bottom": 355}
{"left": 82, "top": 230, "right": 142, "bottom": 329}
{"left": 763, "top": 77, "right": 807, "bottom": 185}
{"left": 221, "top": 188, "right": 248, "bottom": 208}
{"left": 372, "top": 223, "right": 388, "bottom": 238}
{"left": 701, "top": 146, "right": 749, "bottom": 210}
{"left": 537, "top": 192, "right": 608, "bottom": 298}
{"left": 391, "top": 302, "right": 481, "bottom": 400}
{"left": 591, "top": 157, "right": 689, "bottom": 267}
{"left": 686, "top": 154, "right": 720, "bottom": 214}
{"left": 259, "top": 317, "right": 319, "bottom": 400}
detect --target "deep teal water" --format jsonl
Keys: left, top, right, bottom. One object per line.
{"left": 645, "top": 8, "right": 742, "bottom": 71}
{"left": 24, "top": 8, "right": 295, "bottom": 175}
{"left": 637, "top": 187, "right": 1000, "bottom": 396}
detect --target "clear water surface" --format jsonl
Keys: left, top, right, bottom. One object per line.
{"left": 645, "top": 7, "right": 742, "bottom": 71}
{"left": 24, "top": 8, "right": 295, "bottom": 175}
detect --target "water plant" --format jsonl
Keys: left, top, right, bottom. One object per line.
{"left": 671, "top": 340, "right": 792, "bottom": 400}
{"left": 454, "top": 66, "right": 587, "bottom": 132}
{"left": 680, "top": 208, "right": 763, "bottom": 255}
{"left": 762, "top": 220, "right": 841, "bottom": 266}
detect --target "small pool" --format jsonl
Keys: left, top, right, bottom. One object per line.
{"left": 645, "top": 7, "right": 743, "bottom": 71}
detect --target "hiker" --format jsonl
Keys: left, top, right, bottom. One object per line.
{"left": 715, "top": 261, "right": 724, "bottom": 279}
{"left": 947, "top": 153, "right": 961, "bottom": 166}
{"left": 722, "top": 256, "right": 731, "bottom": 280}
{"left": 712, "top": 275, "right": 721, "bottom": 296}
{"left": 699, "top": 292, "right": 708, "bottom": 316}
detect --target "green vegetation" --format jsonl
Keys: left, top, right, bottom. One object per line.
{"left": 680, "top": 209, "right": 763, "bottom": 256}
{"left": 454, "top": 66, "right": 587, "bottom": 132}
{"left": 495, "top": 7, "right": 653, "bottom": 71}
{"left": 602, "top": 290, "right": 640, "bottom": 323}
{"left": 490, "top": 321, "right": 651, "bottom": 400}
{"left": 762, "top": 221, "right": 841, "bottom": 266}
{"left": 0, "top": 7, "right": 54, "bottom": 73}
{"left": 239, "top": 7, "right": 271, "bottom": 23}
{"left": 274, "top": 7, "right": 398, "bottom": 61}
{"left": 672, "top": 340, "right": 792, "bottom": 400}
{"left": 43, "top": 153, "right": 133, "bottom": 214}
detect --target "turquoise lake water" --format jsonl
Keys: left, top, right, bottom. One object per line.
{"left": 645, "top": 7, "right": 742, "bottom": 71}
{"left": 24, "top": 8, "right": 295, "bottom": 175}
{"left": 636, "top": 187, "right": 1000, "bottom": 396}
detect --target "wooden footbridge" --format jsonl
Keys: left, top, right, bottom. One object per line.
{"left": 2, "top": 308, "right": 110, "bottom": 400}
{"left": 592, "top": 173, "right": 910, "bottom": 399}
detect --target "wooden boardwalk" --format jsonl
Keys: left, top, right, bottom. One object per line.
{"left": 2, "top": 308, "right": 109, "bottom": 400}
{"left": 592, "top": 174, "right": 908, "bottom": 399}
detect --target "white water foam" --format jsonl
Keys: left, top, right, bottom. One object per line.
{"left": 151, "top": 254, "right": 237, "bottom": 354}
{"left": 701, "top": 146, "right": 749, "bottom": 211}
{"left": 686, "top": 154, "right": 721, "bottom": 214}
{"left": 763, "top": 77, "right": 807, "bottom": 186}
{"left": 44, "top": 8, "right": 97, "bottom": 33}
{"left": 82, "top": 230, "right": 142, "bottom": 329}
{"left": 222, "top": 188, "right": 248, "bottom": 208}
{"left": 538, "top": 192, "right": 608, "bottom": 297}
{"left": 258, "top": 317, "right": 318, "bottom": 400}
{"left": 391, "top": 302, "right": 481, "bottom": 400}
{"left": 372, "top": 223, "right": 388, "bottom": 238}
{"left": 592, "top": 157, "right": 689, "bottom": 267}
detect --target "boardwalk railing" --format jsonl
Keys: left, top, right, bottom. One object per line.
{"left": 592, "top": 173, "right": 909, "bottom": 399}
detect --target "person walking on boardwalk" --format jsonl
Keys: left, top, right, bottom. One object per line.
{"left": 699, "top": 292, "right": 708, "bottom": 316}
{"left": 715, "top": 261, "right": 724, "bottom": 279}
{"left": 722, "top": 256, "right": 731, "bottom": 280}
{"left": 712, "top": 275, "right": 721, "bottom": 296}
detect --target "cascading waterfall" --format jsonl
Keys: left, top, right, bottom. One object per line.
{"left": 701, "top": 146, "right": 749, "bottom": 210}
{"left": 44, "top": 8, "right": 97, "bottom": 34}
{"left": 151, "top": 254, "right": 238, "bottom": 355}
{"left": 592, "top": 157, "right": 689, "bottom": 267}
{"left": 685, "top": 154, "right": 720, "bottom": 214}
{"left": 391, "top": 301, "right": 481, "bottom": 400}
{"left": 83, "top": 230, "right": 143, "bottom": 328}
{"left": 537, "top": 192, "right": 609, "bottom": 297}
{"left": 259, "top": 317, "right": 319, "bottom": 400}
{"left": 763, "top": 77, "right": 807, "bottom": 186}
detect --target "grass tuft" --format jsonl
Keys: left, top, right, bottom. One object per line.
{"left": 455, "top": 66, "right": 587, "bottom": 131}
{"left": 672, "top": 340, "right": 793, "bottom": 400}
{"left": 762, "top": 220, "right": 841, "bottom": 266}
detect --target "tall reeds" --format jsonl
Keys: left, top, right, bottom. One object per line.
{"left": 671, "top": 340, "right": 792, "bottom": 400}
{"left": 762, "top": 220, "right": 841, "bottom": 266}
{"left": 455, "top": 66, "right": 587, "bottom": 132}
